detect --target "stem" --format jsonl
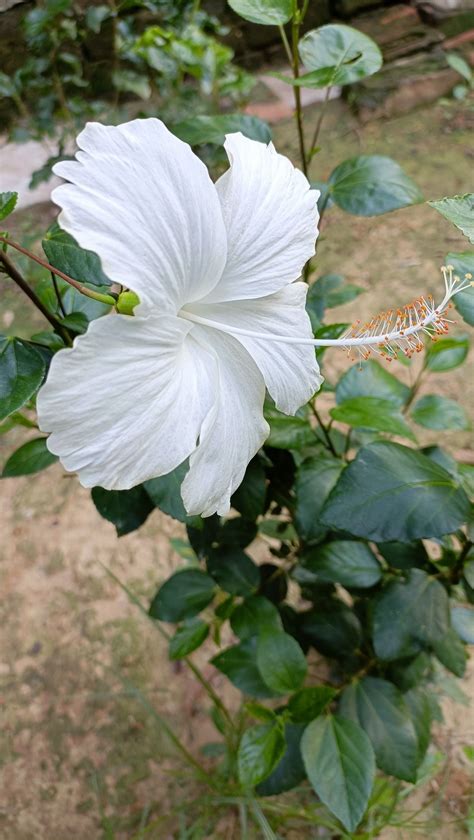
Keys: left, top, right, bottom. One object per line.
{"left": 311, "top": 403, "right": 338, "bottom": 458}
{"left": 308, "top": 85, "right": 332, "bottom": 160}
{"left": 291, "top": 2, "right": 307, "bottom": 176}
{"left": 403, "top": 366, "right": 425, "bottom": 414}
{"left": 278, "top": 24, "right": 293, "bottom": 66}
{"left": 0, "top": 237, "right": 116, "bottom": 306}
{"left": 51, "top": 271, "right": 67, "bottom": 317}
{"left": 0, "top": 247, "right": 71, "bottom": 343}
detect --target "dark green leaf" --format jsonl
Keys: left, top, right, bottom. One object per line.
{"left": 207, "top": 548, "right": 260, "bottom": 596}
{"left": 377, "top": 540, "right": 428, "bottom": 570}
{"left": 428, "top": 193, "right": 474, "bottom": 243}
{"left": 321, "top": 442, "right": 470, "bottom": 542}
{"left": 238, "top": 722, "right": 286, "bottom": 788}
{"left": 144, "top": 461, "right": 188, "bottom": 522}
{"left": 404, "top": 687, "right": 432, "bottom": 765}
{"left": 149, "top": 569, "right": 216, "bottom": 622}
{"left": 0, "top": 336, "right": 45, "bottom": 421}
{"left": 168, "top": 618, "right": 209, "bottom": 660}
{"left": 172, "top": 113, "right": 272, "bottom": 145}
{"left": 329, "top": 156, "right": 422, "bottom": 216}
{"left": 411, "top": 394, "right": 469, "bottom": 430}
{"left": 266, "top": 413, "right": 315, "bottom": 449}
{"left": 0, "top": 191, "right": 18, "bottom": 220}
{"left": 331, "top": 396, "right": 416, "bottom": 441}
{"left": 389, "top": 652, "right": 432, "bottom": 692}
{"left": 303, "top": 540, "right": 382, "bottom": 588}
{"left": 230, "top": 595, "right": 282, "bottom": 640}
{"left": 211, "top": 638, "right": 277, "bottom": 698}
{"left": 425, "top": 334, "right": 469, "bottom": 372}
{"left": 298, "top": 24, "right": 382, "bottom": 88}
{"left": 336, "top": 360, "right": 410, "bottom": 407}
{"left": 257, "top": 632, "right": 307, "bottom": 695}
{"left": 256, "top": 723, "right": 306, "bottom": 795}
{"left": 446, "top": 252, "right": 474, "bottom": 326}
{"left": 301, "top": 714, "right": 375, "bottom": 832}
{"left": 43, "top": 230, "right": 112, "bottom": 286}
{"left": 432, "top": 627, "right": 467, "bottom": 677}
{"left": 294, "top": 455, "right": 344, "bottom": 543}
{"left": 372, "top": 569, "right": 450, "bottom": 660}
{"left": 301, "top": 601, "right": 362, "bottom": 657}
{"left": 306, "top": 274, "right": 363, "bottom": 326}
{"left": 2, "top": 438, "right": 57, "bottom": 477}
{"left": 339, "top": 677, "right": 418, "bottom": 781}
{"left": 227, "top": 0, "right": 292, "bottom": 25}
{"left": 232, "top": 457, "right": 267, "bottom": 519}
{"left": 91, "top": 485, "right": 154, "bottom": 536}
{"left": 219, "top": 517, "right": 258, "bottom": 548}
{"left": 288, "top": 685, "right": 336, "bottom": 723}
{"left": 451, "top": 606, "right": 474, "bottom": 644}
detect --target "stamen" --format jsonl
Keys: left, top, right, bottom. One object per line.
{"left": 179, "top": 266, "right": 473, "bottom": 357}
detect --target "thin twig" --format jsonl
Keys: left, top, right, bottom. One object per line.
{"left": 291, "top": 3, "right": 307, "bottom": 176}
{"left": 308, "top": 85, "right": 332, "bottom": 160}
{"left": 51, "top": 271, "right": 67, "bottom": 317}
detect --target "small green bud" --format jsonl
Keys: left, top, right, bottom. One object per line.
{"left": 116, "top": 290, "right": 140, "bottom": 315}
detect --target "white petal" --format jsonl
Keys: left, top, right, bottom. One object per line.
{"left": 52, "top": 119, "right": 227, "bottom": 312}
{"left": 37, "top": 314, "right": 216, "bottom": 490}
{"left": 181, "top": 328, "right": 269, "bottom": 517}
{"left": 188, "top": 283, "right": 323, "bottom": 414}
{"left": 202, "top": 133, "right": 319, "bottom": 303}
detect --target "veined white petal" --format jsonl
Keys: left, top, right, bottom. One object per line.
{"left": 181, "top": 328, "right": 269, "bottom": 517}
{"left": 202, "top": 132, "right": 319, "bottom": 304}
{"left": 187, "top": 283, "right": 323, "bottom": 414}
{"left": 37, "top": 314, "right": 216, "bottom": 490}
{"left": 52, "top": 119, "right": 227, "bottom": 313}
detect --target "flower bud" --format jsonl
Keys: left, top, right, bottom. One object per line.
{"left": 116, "top": 290, "right": 140, "bottom": 315}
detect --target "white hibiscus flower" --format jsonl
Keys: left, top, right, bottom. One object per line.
{"left": 37, "top": 118, "right": 322, "bottom": 516}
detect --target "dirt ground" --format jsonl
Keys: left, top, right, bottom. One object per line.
{"left": 0, "top": 95, "right": 473, "bottom": 839}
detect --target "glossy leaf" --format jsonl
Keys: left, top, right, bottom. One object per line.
{"left": 144, "top": 461, "right": 188, "bottom": 522}
{"left": 257, "top": 632, "right": 307, "bottom": 695}
{"left": 377, "top": 540, "right": 428, "bottom": 570}
{"left": 266, "top": 413, "right": 315, "bottom": 449}
{"left": 288, "top": 685, "right": 336, "bottom": 723}
{"left": 411, "top": 394, "right": 470, "bottom": 430}
{"left": 404, "top": 687, "right": 432, "bottom": 765}
{"left": 91, "top": 485, "right": 154, "bottom": 536}
{"left": 256, "top": 723, "right": 306, "bottom": 795}
{"left": 2, "top": 437, "right": 57, "bottom": 477}
{"left": 303, "top": 540, "right": 382, "bottom": 588}
{"left": 231, "top": 457, "right": 267, "bottom": 520}
{"left": 425, "top": 334, "right": 469, "bottom": 372}
{"left": 372, "top": 569, "right": 450, "bottom": 660}
{"left": 432, "top": 627, "right": 467, "bottom": 677}
{"left": 0, "top": 191, "right": 18, "bottom": 220}
{"left": 238, "top": 722, "right": 286, "bottom": 788}
{"left": 428, "top": 193, "right": 474, "bottom": 243}
{"left": 301, "top": 714, "right": 375, "bottom": 832}
{"left": 328, "top": 156, "right": 422, "bottom": 216}
{"left": 230, "top": 595, "right": 282, "bottom": 640}
{"left": 321, "top": 442, "right": 470, "bottom": 541}
{"left": 294, "top": 455, "right": 344, "bottom": 543}
{"left": 306, "top": 274, "right": 363, "bottom": 326}
{"left": 336, "top": 359, "right": 410, "bottom": 407}
{"left": 43, "top": 227, "right": 112, "bottom": 286}
{"left": 298, "top": 24, "right": 382, "bottom": 88}
{"left": 339, "top": 677, "right": 418, "bottom": 781}
{"left": 172, "top": 113, "right": 271, "bottom": 146}
{"left": 331, "top": 396, "right": 416, "bottom": 441}
{"left": 301, "top": 601, "right": 362, "bottom": 657}
{"left": 451, "top": 606, "right": 474, "bottom": 644}
{"left": 211, "top": 638, "right": 277, "bottom": 698}
{"left": 149, "top": 569, "right": 216, "bottom": 623}
{"left": 227, "top": 0, "right": 292, "bottom": 25}
{"left": 446, "top": 252, "right": 474, "bottom": 326}
{"left": 168, "top": 618, "right": 209, "bottom": 660}
{"left": 207, "top": 548, "right": 260, "bottom": 596}
{"left": 0, "top": 336, "right": 45, "bottom": 421}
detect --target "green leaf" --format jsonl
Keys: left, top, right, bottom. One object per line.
{"left": 306, "top": 274, "right": 363, "bottom": 326}
{"left": 339, "top": 677, "right": 418, "bottom": 781}
{"left": 172, "top": 113, "right": 272, "bottom": 146}
{"left": 321, "top": 441, "right": 470, "bottom": 542}
{"left": 238, "top": 723, "right": 286, "bottom": 788}
{"left": 2, "top": 437, "right": 57, "bottom": 477}
{"left": 336, "top": 359, "right": 410, "bottom": 407}
{"left": 149, "top": 569, "right": 216, "bottom": 622}
{"left": 298, "top": 24, "right": 382, "bottom": 88}
{"left": 432, "top": 627, "right": 467, "bottom": 677}
{"left": 451, "top": 606, "right": 474, "bottom": 644}
{"left": 144, "top": 462, "right": 188, "bottom": 522}
{"left": 411, "top": 395, "right": 470, "bottom": 430}
{"left": 372, "top": 569, "right": 450, "bottom": 660}
{"left": 288, "top": 686, "right": 336, "bottom": 723}
{"left": 168, "top": 618, "right": 209, "bottom": 660}
{"left": 403, "top": 687, "right": 432, "bottom": 765}
{"left": 112, "top": 69, "right": 151, "bottom": 99}
{"left": 0, "top": 336, "right": 45, "bottom": 421}
{"left": 207, "top": 548, "right": 260, "bottom": 596}
{"left": 232, "top": 457, "right": 267, "bottom": 520}
{"left": 331, "top": 396, "right": 416, "bottom": 441}
{"left": 446, "top": 52, "right": 472, "bottom": 83}
{"left": 301, "top": 714, "right": 375, "bottom": 832}
{"left": 91, "top": 486, "right": 154, "bottom": 536}
{"left": 266, "top": 412, "right": 315, "bottom": 449}
{"left": 256, "top": 723, "right": 306, "bottom": 795}
{"left": 257, "top": 632, "right": 307, "bottom": 695}
{"left": 219, "top": 517, "right": 257, "bottom": 548}
{"left": 230, "top": 595, "right": 282, "bottom": 640}
{"left": 303, "top": 540, "right": 382, "bottom": 588}
{"left": 328, "top": 156, "right": 422, "bottom": 216}
{"left": 0, "top": 191, "right": 18, "bottom": 220}
{"left": 301, "top": 601, "right": 361, "bottom": 657}
{"left": 428, "top": 193, "right": 474, "bottom": 244}
{"left": 227, "top": 0, "right": 292, "bottom": 25}
{"left": 425, "top": 334, "right": 469, "bottom": 372}
{"left": 446, "top": 252, "right": 474, "bottom": 326}
{"left": 377, "top": 540, "right": 428, "bottom": 570}
{"left": 43, "top": 229, "right": 111, "bottom": 286}
{"left": 294, "top": 455, "right": 344, "bottom": 543}
{"left": 211, "top": 638, "right": 277, "bottom": 698}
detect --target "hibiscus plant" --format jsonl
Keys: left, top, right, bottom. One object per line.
{"left": 1, "top": 0, "right": 473, "bottom": 836}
